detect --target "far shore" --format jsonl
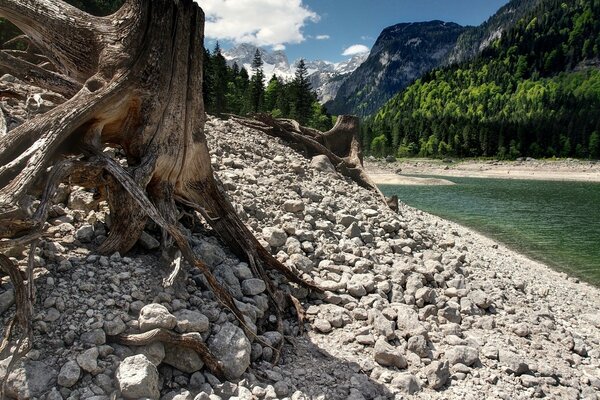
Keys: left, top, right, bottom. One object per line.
{"left": 366, "top": 157, "right": 600, "bottom": 185}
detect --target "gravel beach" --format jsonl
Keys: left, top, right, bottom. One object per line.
{"left": 1, "top": 115, "right": 599, "bottom": 399}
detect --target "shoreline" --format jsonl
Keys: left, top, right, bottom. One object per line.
{"left": 366, "top": 158, "right": 600, "bottom": 184}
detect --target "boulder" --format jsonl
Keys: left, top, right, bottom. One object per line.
{"left": 241, "top": 278, "right": 267, "bottom": 296}
{"left": 5, "top": 360, "right": 58, "bottom": 399}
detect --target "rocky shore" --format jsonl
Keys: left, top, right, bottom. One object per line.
{"left": 1, "top": 108, "right": 600, "bottom": 399}
{"left": 366, "top": 158, "right": 600, "bottom": 185}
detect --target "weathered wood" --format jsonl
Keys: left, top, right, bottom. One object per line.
{"left": 0, "top": 0, "right": 319, "bottom": 379}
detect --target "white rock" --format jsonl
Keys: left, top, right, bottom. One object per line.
{"left": 174, "top": 310, "right": 210, "bottom": 333}
{"left": 139, "top": 303, "right": 177, "bottom": 332}
{"left": 116, "top": 355, "right": 160, "bottom": 399}
{"left": 208, "top": 322, "right": 251, "bottom": 379}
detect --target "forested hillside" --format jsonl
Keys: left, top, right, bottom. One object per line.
{"left": 364, "top": 0, "right": 600, "bottom": 159}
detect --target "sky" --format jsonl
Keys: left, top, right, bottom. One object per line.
{"left": 196, "top": 0, "right": 510, "bottom": 63}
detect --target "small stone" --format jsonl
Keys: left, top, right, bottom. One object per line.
{"left": 58, "top": 360, "right": 81, "bottom": 388}
{"left": 138, "top": 232, "right": 160, "bottom": 250}
{"left": 68, "top": 189, "right": 98, "bottom": 213}
{"left": 445, "top": 346, "right": 479, "bottom": 366}
{"left": 116, "top": 355, "right": 160, "bottom": 399}
{"left": 0, "top": 289, "right": 15, "bottom": 315}
{"left": 241, "top": 279, "right": 266, "bottom": 296}
{"left": 345, "top": 222, "right": 362, "bottom": 239}
{"left": 310, "top": 155, "right": 336, "bottom": 173}
{"left": 81, "top": 329, "right": 106, "bottom": 345}
{"left": 512, "top": 323, "right": 530, "bottom": 337}
{"left": 174, "top": 310, "right": 210, "bottom": 333}
{"left": 391, "top": 373, "right": 421, "bottom": 394}
{"left": 313, "top": 319, "right": 332, "bottom": 334}
{"left": 283, "top": 200, "right": 305, "bottom": 213}
{"left": 499, "top": 350, "right": 529, "bottom": 375}
{"left": 262, "top": 227, "right": 287, "bottom": 248}
{"left": 424, "top": 360, "right": 449, "bottom": 389}
{"left": 135, "top": 342, "right": 165, "bottom": 366}
{"left": 373, "top": 338, "right": 407, "bottom": 369}
{"left": 407, "top": 335, "right": 429, "bottom": 358}
{"left": 104, "top": 318, "right": 127, "bottom": 336}
{"left": 139, "top": 303, "right": 177, "bottom": 332}
{"left": 5, "top": 361, "right": 57, "bottom": 398}
{"left": 77, "top": 347, "right": 99, "bottom": 373}
{"left": 75, "top": 224, "right": 94, "bottom": 242}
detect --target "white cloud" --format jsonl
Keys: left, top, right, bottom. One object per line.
{"left": 315, "top": 35, "right": 330, "bottom": 40}
{"left": 197, "top": 0, "right": 319, "bottom": 47}
{"left": 342, "top": 44, "right": 370, "bottom": 56}
{"left": 272, "top": 44, "right": 286, "bottom": 51}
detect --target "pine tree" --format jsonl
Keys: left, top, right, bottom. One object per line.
{"left": 249, "top": 49, "right": 265, "bottom": 113}
{"left": 212, "top": 42, "right": 229, "bottom": 115}
{"left": 202, "top": 48, "right": 214, "bottom": 113}
{"left": 292, "top": 59, "right": 313, "bottom": 125}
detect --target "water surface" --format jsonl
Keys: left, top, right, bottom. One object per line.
{"left": 380, "top": 177, "right": 600, "bottom": 285}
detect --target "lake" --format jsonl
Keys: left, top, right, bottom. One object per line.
{"left": 380, "top": 177, "right": 600, "bottom": 285}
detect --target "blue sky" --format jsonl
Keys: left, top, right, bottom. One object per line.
{"left": 198, "top": 0, "right": 510, "bottom": 63}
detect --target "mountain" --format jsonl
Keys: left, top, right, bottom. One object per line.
{"left": 307, "top": 54, "right": 368, "bottom": 103}
{"left": 223, "top": 44, "right": 295, "bottom": 81}
{"left": 363, "top": 0, "right": 600, "bottom": 160}
{"left": 325, "top": 21, "right": 468, "bottom": 117}
{"left": 445, "top": 0, "right": 543, "bottom": 64}
{"left": 222, "top": 44, "right": 367, "bottom": 103}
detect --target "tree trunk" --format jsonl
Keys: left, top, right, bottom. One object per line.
{"left": 0, "top": 0, "right": 318, "bottom": 383}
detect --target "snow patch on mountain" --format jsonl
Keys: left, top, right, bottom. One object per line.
{"left": 222, "top": 44, "right": 368, "bottom": 103}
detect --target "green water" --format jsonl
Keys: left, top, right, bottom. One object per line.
{"left": 380, "top": 177, "right": 600, "bottom": 285}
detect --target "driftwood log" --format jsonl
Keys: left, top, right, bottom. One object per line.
{"left": 0, "top": 0, "right": 320, "bottom": 386}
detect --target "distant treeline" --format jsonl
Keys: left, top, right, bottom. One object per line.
{"left": 362, "top": 0, "right": 600, "bottom": 159}
{"left": 203, "top": 46, "right": 333, "bottom": 131}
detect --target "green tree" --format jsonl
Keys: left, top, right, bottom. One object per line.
{"left": 248, "top": 49, "right": 265, "bottom": 113}
{"left": 291, "top": 59, "right": 313, "bottom": 125}
{"left": 371, "top": 135, "right": 389, "bottom": 158}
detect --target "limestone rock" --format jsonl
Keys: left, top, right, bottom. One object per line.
{"left": 58, "top": 360, "right": 81, "bottom": 388}
{"left": 175, "top": 309, "right": 210, "bottom": 333}
{"left": 163, "top": 343, "right": 204, "bottom": 374}
{"left": 5, "top": 360, "right": 58, "bottom": 399}
{"left": 310, "top": 155, "right": 336, "bottom": 173}
{"left": 241, "top": 278, "right": 267, "bottom": 296}
{"left": 116, "top": 355, "right": 160, "bottom": 399}
{"left": 262, "top": 227, "right": 287, "bottom": 248}
{"left": 208, "top": 322, "right": 251, "bottom": 379}
{"left": 391, "top": 373, "right": 421, "bottom": 394}
{"left": 373, "top": 338, "right": 407, "bottom": 369}
{"left": 424, "top": 360, "right": 449, "bottom": 389}
{"left": 446, "top": 345, "right": 479, "bottom": 366}
{"left": 139, "top": 303, "right": 177, "bottom": 332}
